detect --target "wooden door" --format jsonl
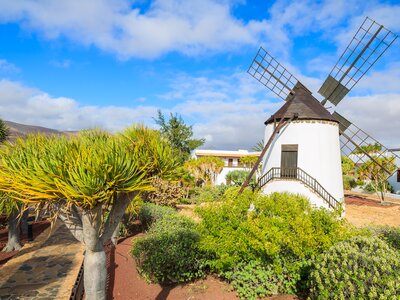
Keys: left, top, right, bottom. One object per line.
{"left": 281, "top": 145, "right": 298, "bottom": 178}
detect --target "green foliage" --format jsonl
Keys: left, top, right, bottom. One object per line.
{"left": 225, "top": 170, "right": 255, "bottom": 187}
{"left": 368, "top": 226, "right": 400, "bottom": 251}
{"left": 0, "top": 131, "right": 152, "bottom": 208}
{"left": 196, "top": 190, "right": 353, "bottom": 273}
{"left": 132, "top": 213, "right": 204, "bottom": 283}
{"left": 144, "top": 177, "right": 187, "bottom": 207}
{"left": 186, "top": 185, "right": 229, "bottom": 204}
{"left": 138, "top": 202, "right": 176, "bottom": 228}
{"left": 0, "top": 193, "right": 22, "bottom": 217}
{"left": 364, "top": 181, "right": 394, "bottom": 193}
{"left": 0, "top": 119, "right": 9, "bottom": 143}
{"left": 343, "top": 175, "right": 357, "bottom": 190}
{"left": 252, "top": 140, "right": 264, "bottom": 152}
{"left": 309, "top": 236, "right": 400, "bottom": 299}
{"left": 154, "top": 110, "right": 205, "bottom": 163}
{"left": 357, "top": 156, "right": 396, "bottom": 197}
{"left": 184, "top": 156, "right": 224, "bottom": 186}
{"left": 120, "top": 125, "right": 184, "bottom": 180}
{"left": 223, "top": 259, "right": 306, "bottom": 300}
{"left": 239, "top": 156, "right": 258, "bottom": 168}
{"left": 341, "top": 156, "right": 355, "bottom": 175}
{"left": 352, "top": 142, "right": 382, "bottom": 154}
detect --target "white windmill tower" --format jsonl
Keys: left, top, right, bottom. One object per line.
{"left": 239, "top": 17, "right": 400, "bottom": 210}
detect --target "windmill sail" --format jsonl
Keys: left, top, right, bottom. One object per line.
{"left": 333, "top": 111, "right": 399, "bottom": 180}
{"left": 319, "top": 17, "right": 398, "bottom": 106}
{"left": 248, "top": 47, "right": 299, "bottom": 101}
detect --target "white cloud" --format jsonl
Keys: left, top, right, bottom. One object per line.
{"left": 336, "top": 94, "right": 400, "bottom": 148}
{"left": 0, "top": 0, "right": 277, "bottom": 59}
{"left": 0, "top": 79, "right": 158, "bottom": 131}
{"left": 50, "top": 59, "right": 72, "bottom": 68}
{"left": 0, "top": 59, "right": 19, "bottom": 73}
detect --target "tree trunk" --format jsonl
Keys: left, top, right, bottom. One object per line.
{"left": 21, "top": 209, "right": 29, "bottom": 236}
{"left": 2, "top": 210, "right": 22, "bottom": 252}
{"left": 111, "top": 222, "right": 120, "bottom": 246}
{"left": 84, "top": 245, "right": 107, "bottom": 300}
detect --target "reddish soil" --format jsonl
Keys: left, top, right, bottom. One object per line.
{"left": 109, "top": 235, "right": 299, "bottom": 300}
{"left": 345, "top": 195, "right": 398, "bottom": 207}
{"left": 344, "top": 195, "right": 400, "bottom": 227}
{"left": 0, "top": 220, "right": 50, "bottom": 266}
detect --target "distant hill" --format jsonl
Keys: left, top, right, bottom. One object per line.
{"left": 4, "top": 121, "right": 75, "bottom": 141}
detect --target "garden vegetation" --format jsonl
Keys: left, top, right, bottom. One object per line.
{"left": 131, "top": 188, "right": 400, "bottom": 299}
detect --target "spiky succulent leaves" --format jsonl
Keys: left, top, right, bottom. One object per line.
{"left": 0, "top": 119, "right": 9, "bottom": 143}
{"left": 120, "top": 125, "right": 184, "bottom": 181}
{"left": 0, "top": 192, "right": 23, "bottom": 216}
{"left": 0, "top": 131, "right": 152, "bottom": 208}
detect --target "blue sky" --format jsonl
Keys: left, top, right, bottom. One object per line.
{"left": 0, "top": 0, "right": 400, "bottom": 149}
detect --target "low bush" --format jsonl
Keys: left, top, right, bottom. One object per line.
{"left": 368, "top": 226, "right": 400, "bottom": 251}
{"left": 186, "top": 185, "right": 229, "bottom": 204}
{"left": 138, "top": 202, "right": 176, "bottom": 228}
{"left": 308, "top": 236, "right": 400, "bottom": 299}
{"left": 143, "top": 177, "right": 187, "bottom": 207}
{"left": 223, "top": 259, "right": 307, "bottom": 300}
{"left": 131, "top": 214, "right": 204, "bottom": 283}
{"left": 343, "top": 175, "right": 357, "bottom": 190}
{"left": 196, "top": 189, "right": 354, "bottom": 273}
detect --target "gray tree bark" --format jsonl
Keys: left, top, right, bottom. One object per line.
{"left": 2, "top": 209, "right": 22, "bottom": 252}
{"left": 56, "top": 192, "right": 136, "bottom": 300}
{"left": 20, "top": 208, "right": 29, "bottom": 236}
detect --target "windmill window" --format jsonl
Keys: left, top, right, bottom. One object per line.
{"left": 397, "top": 169, "right": 400, "bottom": 182}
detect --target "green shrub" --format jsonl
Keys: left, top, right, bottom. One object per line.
{"left": 225, "top": 170, "right": 256, "bottom": 187}
{"left": 343, "top": 175, "right": 357, "bottom": 190}
{"left": 309, "top": 236, "right": 400, "bottom": 299}
{"left": 131, "top": 214, "right": 204, "bottom": 283}
{"left": 223, "top": 259, "right": 307, "bottom": 300}
{"left": 196, "top": 189, "right": 354, "bottom": 273}
{"left": 355, "top": 179, "right": 364, "bottom": 186}
{"left": 368, "top": 226, "right": 400, "bottom": 251}
{"left": 138, "top": 202, "right": 176, "bottom": 228}
{"left": 143, "top": 177, "right": 187, "bottom": 207}
{"left": 364, "top": 181, "right": 394, "bottom": 193}
{"left": 187, "top": 185, "right": 229, "bottom": 204}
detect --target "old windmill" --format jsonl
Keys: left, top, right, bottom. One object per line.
{"left": 240, "top": 17, "right": 400, "bottom": 210}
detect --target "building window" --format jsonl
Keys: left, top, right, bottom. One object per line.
{"left": 228, "top": 158, "right": 233, "bottom": 167}
{"left": 397, "top": 169, "right": 400, "bottom": 182}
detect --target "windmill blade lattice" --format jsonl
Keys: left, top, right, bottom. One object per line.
{"left": 319, "top": 17, "right": 398, "bottom": 106}
{"left": 248, "top": 47, "right": 299, "bottom": 101}
{"left": 333, "top": 111, "right": 399, "bottom": 180}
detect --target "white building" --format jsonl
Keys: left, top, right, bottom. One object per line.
{"left": 388, "top": 148, "right": 400, "bottom": 194}
{"left": 192, "top": 149, "right": 260, "bottom": 185}
{"left": 259, "top": 84, "right": 344, "bottom": 210}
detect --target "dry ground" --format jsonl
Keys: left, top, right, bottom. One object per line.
{"left": 344, "top": 192, "right": 400, "bottom": 227}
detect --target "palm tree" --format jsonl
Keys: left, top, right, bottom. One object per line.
{"left": 0, "top": 126, "right": 180, "bottom": 300}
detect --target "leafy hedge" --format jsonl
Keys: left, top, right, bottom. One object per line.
{"left": 132, "top": 190, "right": 400, "bottom": 299}
{"left": 132, "top": 209, "right": 204, "bottom": 283}
{"left": 309, "top": 236, "right": 400, "bottom": 299}
{"left": 138, "top": 202, "right": 176, "bottom": 228}
{"left": 196, "top": 189, "right": 352, "bottom": 272}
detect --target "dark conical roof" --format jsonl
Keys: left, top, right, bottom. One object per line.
{"left": 264, "top": 83, "right": 338, "bottom": 125}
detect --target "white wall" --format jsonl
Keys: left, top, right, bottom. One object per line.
{"left": 261, "top": 120, "right": 344, "bottom": 208}
{"left": 262, "top": 180, "right": 332, "bottom": 209}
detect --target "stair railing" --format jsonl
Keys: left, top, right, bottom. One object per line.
{"left": 257, "top": 167, "right": 340, "bottom": 209}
